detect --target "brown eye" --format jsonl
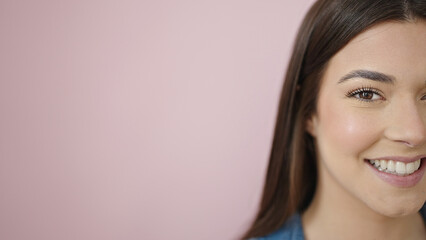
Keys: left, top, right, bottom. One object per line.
{"left": 346, "top": 88, "right": 383, "bottom": 102}
{"left": 358, "top": 91, "right": 374, "bottom": 100}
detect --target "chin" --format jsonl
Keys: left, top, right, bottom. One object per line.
{"left": 366, "top": 197, "right": 425, "bottom": 218}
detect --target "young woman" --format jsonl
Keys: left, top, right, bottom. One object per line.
{"left": 242, "top": 0, "right": 426, "bottom": 239}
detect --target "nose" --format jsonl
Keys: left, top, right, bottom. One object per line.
{"left": 384, "top": 100, "right": 426, "bottom": 147}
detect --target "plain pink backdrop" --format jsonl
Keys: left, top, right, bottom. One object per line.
{"left": 0, "top": 1, "right": 315, "bottom": 239}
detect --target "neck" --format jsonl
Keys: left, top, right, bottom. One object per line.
{"left": 302, "top": 166, "right": 426, "bottom": 240}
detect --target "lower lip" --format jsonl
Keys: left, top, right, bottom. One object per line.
{"left": 365, "top": 159, "right": 426, "bottom": 188}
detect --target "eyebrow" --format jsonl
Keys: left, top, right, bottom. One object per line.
{"left": 337, "top": 69, "right": 395, "bottom": 84}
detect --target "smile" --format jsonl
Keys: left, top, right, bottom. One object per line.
{"left": 365, "top": 157, "right": 426, "bottom": 188}
{"left": 368, "top": 158, "right": 422, "bottom": 176}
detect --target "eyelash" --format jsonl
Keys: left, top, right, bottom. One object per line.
{"left": 346, "top": 86, "right": 384, "bottom": 102}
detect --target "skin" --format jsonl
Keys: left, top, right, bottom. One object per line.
{"left": 302, "top": 20, "right": 426, "bottom": 240}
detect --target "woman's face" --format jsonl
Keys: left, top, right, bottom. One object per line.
{"left": 307, "top": 20, "right": 426, "bottom": 217}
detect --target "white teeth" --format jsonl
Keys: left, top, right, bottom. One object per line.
{"left": 374, "top": 160, "right": 380, "bottom": 167}
{"left": 380, "top": 160, "right": 387, "bottom": 169}
{"left": 368, "top": 159, "right": 422, "bottom": 176}
{"left": 414, "top": 160, "right": 420, "bottom": 170}
{"left": 387, "top": 160, "right": 396, "bottom": 172}
{"left": 406, "top": 162, "right": 415, "bottom": 174}
{"left": 395, "top": 162, "right": 405, "bottom": 175}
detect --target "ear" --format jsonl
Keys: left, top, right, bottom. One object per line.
{"left": 306, "top": 114, "right": 318, "bottom": 138}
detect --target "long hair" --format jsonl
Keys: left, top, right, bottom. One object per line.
{"left": 242, "top": 0, "right": 426, "bottom": 238}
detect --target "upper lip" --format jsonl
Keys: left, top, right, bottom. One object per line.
{"left": 368, "top": 154, "right": 426, "bottom": 163}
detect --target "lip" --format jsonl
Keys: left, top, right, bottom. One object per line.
{"left": 365, "top": 158, "right": 426, "bottom": 188}
{"left": 368, "top": 154, "right": 426, "bottom": 163}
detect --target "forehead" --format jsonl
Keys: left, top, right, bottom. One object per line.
{"left": 323, "top": 20, "right": 426, "bottom": 84}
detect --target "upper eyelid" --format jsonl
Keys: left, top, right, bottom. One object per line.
{"left": 346, "top": 87, "right": 384, "bottom": 97}
{"left": 345, "top": 87, "right": 385, "bottom": 102}
{"left": 346, "top": 87, "right": 426, "bottom": 102}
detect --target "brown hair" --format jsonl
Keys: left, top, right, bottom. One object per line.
{"left": 242, "top": 0, "right": 426, "bottom": 238}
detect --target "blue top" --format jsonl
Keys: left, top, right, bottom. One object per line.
{"left": 251, "top": 204, "right": 426, "bottom": 240}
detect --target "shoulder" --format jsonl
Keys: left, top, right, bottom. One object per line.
{"left": 249, "top": 213, "right": 305, "bottom": 240}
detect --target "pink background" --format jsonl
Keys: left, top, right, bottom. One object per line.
{"left": 0, "top": 1, "right": 315, "bottom": 239}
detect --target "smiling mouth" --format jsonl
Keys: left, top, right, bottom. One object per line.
{"left": 366, "top": 158, "right": 424, "bottom": 176}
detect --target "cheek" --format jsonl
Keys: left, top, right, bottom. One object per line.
{"left": 318, "top": 102, "right": 383, "bottom": 159}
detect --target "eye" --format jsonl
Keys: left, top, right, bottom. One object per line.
{"left": 346, "top": 87, "right": 384, "bottom": 102}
